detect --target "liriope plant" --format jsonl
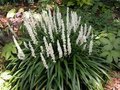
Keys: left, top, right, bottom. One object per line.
{"left": 9, "top": 8, "right": 109, "bottom": 90}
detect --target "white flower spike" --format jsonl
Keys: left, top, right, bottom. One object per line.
{"left": 57, "top": 40, "right": 63, "bottom": 58}
{"left": 40, "top": 52, "right": 48, "bottom": 69}
{"left": 29, "top": 42, "right": 36, "bottom": 58}
{"left": 13, "top": 36, "right": 25, "bottom": 60}
{"left": 43, "top": 37, "right": 49, "bottom": 57}
{"left": 48, "top": 43, "right": 56, "bottom": 63}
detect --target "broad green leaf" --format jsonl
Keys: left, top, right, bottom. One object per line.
{"left": 67, "top": 1, "right": 75, "bottom": 6}
{"left": 102, "top": 44, "right": 113, "bottom": 51}
{"left": 107, "top": 33, "right": 116, "bottom": 42}
{"left": 99, "top": 37, "right": 110, "bottom": 45}
{"left": 100, "top": 51, "right": 109, "bottom": 57}
{"left": 113, "top": 38, "right": 120, "bottom": 50}
{"left": 83, "top": 0, "right": 92, "bottom": 5}
{"left": 117, "top": 30, "right": 120, "bottom": 36}
{"left": 111, "top": 50, "right": 120, "bottom": 63}
{"left": 95, "top": 41, "right": 101, "bottom": 45}
{"left": 11, "top": 46, "right": 17, "bottom": 54}
{"left": 5, "top": 52, "right": 11, "bottom": 60}
{"left": 107, "top": 54, "right": 113, "bottom": 63}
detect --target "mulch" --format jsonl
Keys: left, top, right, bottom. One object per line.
{"left": 105, "top": 71, "right": 120, "bottom": 90}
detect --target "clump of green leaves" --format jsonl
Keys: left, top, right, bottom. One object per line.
{"left": 95, "top": 30, "right": 120, "bottom": 68}
{"left": 2, "top": 42, "right": 17, "bottom": 60}
{"left": 7, "top": 8, "right": 110, "bottom": 90}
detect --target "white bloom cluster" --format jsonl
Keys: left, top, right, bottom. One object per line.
{"left": 23, "top": 11, "right": 38, "bottom": 45}
{"left": 43, "top": 36, "right": 56, "bottom": 62}
{"left": 61, "top": 20, "right": 67, "bottom": 56}
{"left": 29, "top": 42, "right": 36, "bottom": 58}
{"left": 56, "top": 7, "right": 62, "bottom": 30}
{"left": 41, "top": 10, "right": 54, "bottom": 42}
{"left": 13, "top": 36, "right": 25, "bottom": 60}
{"left": 71, "top": 11, "right": 81, "bottom": 32}
{"left": 76, "top": 25, "right": 83, "bottom": 44}
{"left": 76, "top": 24, "right": 92, "bottom": 47}
{"left": 22, "top": 7, "right": 93, "bottom": 68}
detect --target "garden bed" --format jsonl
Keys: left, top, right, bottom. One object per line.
{"left": 0, "top": 1, "right": 120, "bottom": 90}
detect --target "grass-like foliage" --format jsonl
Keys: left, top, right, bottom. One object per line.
{"left": 9, "top": 7, "right": 110, "bottom": 90}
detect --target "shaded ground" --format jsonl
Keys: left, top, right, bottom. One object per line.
{"left": 105, "top": 71, "right": 120, "bottom": 90}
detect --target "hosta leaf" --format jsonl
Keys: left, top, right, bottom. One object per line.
{"left": 9, "top": 55, "right": 17, "bottom": 60}
{"left": 111, "top": 50, "right": 120, "bottom": 63}
{"left": 100, "top": 51, "right": 109, "bottom": 57}
{"left": 107, "top": 54, "right": 113, "bottom": 63}
{"left": 95, "top": 41, "right": 101, "bottom": 45}
{"left": 102, "top": 44, "right": 113, "bottom": 51}
{"left": 67, "top": 1, "right": 75, "bottom": 6}
{"left": 99, "top": 37, "right": 110, "bottom": 45}
{"left": 83, "top": 0, "right": 92, "bottom": 5}
{"left": 2, "top": 42, "right": 17, "bottom": 60}
{"left": 107, "top": 33, "right": 116, "bottom": 42}
{"left": 11, "top": 47, "right": 17, "bottom": 54}
{"left": 117, "top": 30, "right": 120, "bottom": 36}
{"left": 5, "top": 52, "right": 11, "bottom": 60}
{"left": 113, "top": 38, "right": 120, "bottom": 50}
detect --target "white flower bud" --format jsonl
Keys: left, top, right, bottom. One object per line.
{"left": 89, "top": 33, "right": 94, "bottom": 55}
{"left": 48, "top": 23, "right": 54, "bottom": 42}
{"left": 48, "top": 9, "right": 54, "bottom": 30}
{"left": 23, "top": 42, "right": 28, "bottom": 49}
{"left": 13, "top": 36, "right": 25, "bottom": 60}
{"left": 86, "top": 25, "right": 92, "bottom": 38}
{"left": 61, "top": 20, "right": 67, "bottom": 56}
{"left": 56, "top": 7, "right": 62, "bottom": 30}
{"left": 57, "top": 40, "right": 63, "bottom": 58}
{"left": 84, "top": 24, "right": 87, "bottom": 36}
{"left": 48, "top": 43, "right": 56, "bottom": 63}
{"left": 67, "top": 35, "right": 71, "bottom": 55}
{"left": 40, "top": 52, "right": 48, "bottom": 69}
{"left": 24, "top": 20, "right": 38, "bottom": 45}
{"left": 29, "top": 42, "right": 36, "bottom": 58}
{"left": 71, "top": 11, "right": 81, "bottom": 32}
{"left": 43, "top": 37, "right": 49, "bottom": 57}
{"left": 53, "top": 13, "right": 58, "bottom": 33}
{"left": 76, "top": 25, "right": 83, "bottom": 44}
{"left": 41, "top": 10, "right": 49, "bottom": 26}
{"left": 66, "top": 7, "right": 69, "bottom": 31}
{"left": 40, "top": 46, "right": 44, "bottom": 53}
